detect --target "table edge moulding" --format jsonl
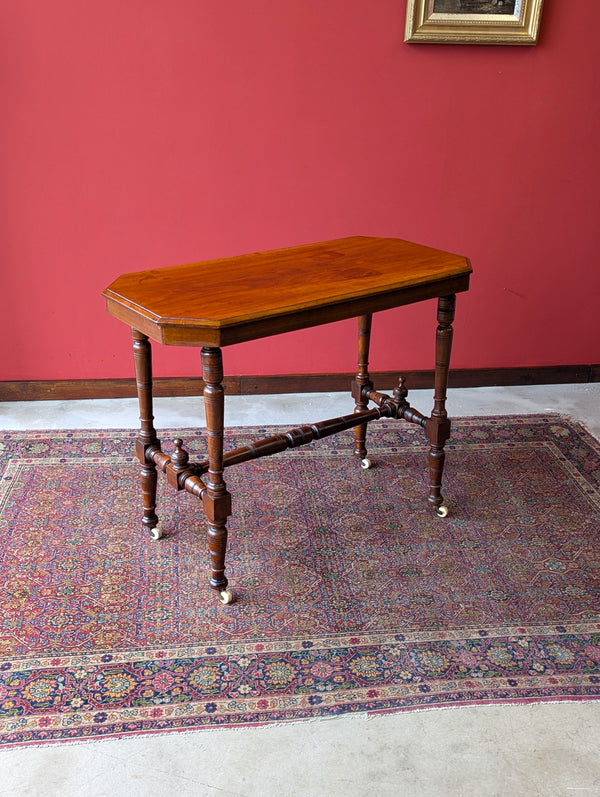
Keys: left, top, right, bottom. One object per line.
{"left": 103, "top": 235, "right": 473, "bottom": 605}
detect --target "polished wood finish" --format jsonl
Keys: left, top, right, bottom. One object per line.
{"left": 352, "top": 314, "right": 373, "bottom": 462}
{"left": 104, "top": 236, "right": 473, "bottom": 601}
{"left": 426, "top": 295, "right": 455, "bottom": 511}
{"left": 131, "top": 330, "right": 160, "bottom": 535}
{"left": 103, "top": 236, "right": 471, "bottom": 347}
{"left": 200, "top": 347, "right": 232, "bottom": 593}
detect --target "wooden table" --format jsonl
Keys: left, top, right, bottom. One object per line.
{"left": 103, "top": 236, "right": 472, "bottom": 604}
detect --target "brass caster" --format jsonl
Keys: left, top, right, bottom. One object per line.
{"left": 219, "top": 589, "right": 234, "bottom": 605}
{"left": 436, "top": 505, "right": 449, "bottom": 518}
{"left": 360, "top": 458, "right": 372, "bottom": 470}
{"left": 149, "top": 526, "right": 164, "bottom": 540}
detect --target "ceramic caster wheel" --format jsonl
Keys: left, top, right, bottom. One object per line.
{"left": 219, "top": 589, "right": 234, "bottom": 605}
{"left": 149, "top": 526, "right": 164, "bottom": 540}
{"left": 436, "top": 505, "right": 449, "bottom": 518}
{"left": 360, "top": 458, "right": 372, "bottom": 470}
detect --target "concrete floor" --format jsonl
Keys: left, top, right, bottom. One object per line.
{"left": 0, "top": 383, "right": 599, "bottom": 796}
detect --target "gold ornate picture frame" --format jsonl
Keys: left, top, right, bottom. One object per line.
{"left": 405, "top": 0, "right": 544, "bottom": 45}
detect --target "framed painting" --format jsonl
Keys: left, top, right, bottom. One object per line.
{"left": 404, "top": 0, "right": 544, "bottom": 45}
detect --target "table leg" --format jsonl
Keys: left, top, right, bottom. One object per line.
{"left": 352, "top": 314, "right": 374, "bottom": 469}
{"left": 201, "top": 347, "right": 233, "bottom": 604}
{"left": 426, "top": 295, "right": 455, "bottom": 517}
{"left": 132, "top": 329, "right": 162, "bottom": 539}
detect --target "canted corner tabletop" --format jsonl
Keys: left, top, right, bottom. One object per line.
{"left": 103, "top": 236, "right": 472, "bottom": 605}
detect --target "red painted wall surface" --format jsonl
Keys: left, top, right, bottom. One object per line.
{"left": 1, "top": 1, "right": 598, "bottom": 381}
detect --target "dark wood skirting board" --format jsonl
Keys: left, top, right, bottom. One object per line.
{"left": 0, "top": 365, "right": 598, "bottom": 401}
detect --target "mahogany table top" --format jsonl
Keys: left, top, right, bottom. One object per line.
{"left": 103, "top": 236, "right": 472, "bottom": 347}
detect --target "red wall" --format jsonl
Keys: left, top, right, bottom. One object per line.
{"left": 2, "top": 1, "right": 598, "bottom": 381}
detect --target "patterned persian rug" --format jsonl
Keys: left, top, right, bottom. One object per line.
{"left": 0, "top": 414, "right": 599, "bottom": 747}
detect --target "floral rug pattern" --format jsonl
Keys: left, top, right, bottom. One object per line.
{"left": 0, "top": 415, "right": 599, "bottom": 746}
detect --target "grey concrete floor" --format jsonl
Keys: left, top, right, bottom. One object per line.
{"left": 0, "top": 383, "right": 599, "bottom": 796}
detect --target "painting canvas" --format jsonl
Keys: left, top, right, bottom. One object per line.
{"left": 432, "top": 1, "right": 518, "bottom": 14}
{"left": 405, "top": 0, "right": 543, "bottom": 44}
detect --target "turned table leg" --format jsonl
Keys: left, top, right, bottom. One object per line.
{"left": 352, "top": 314, "right": 374, "bottom": 469}
{"left": 201, "top": 347, "right": 233, "bottom": 604}
{"left": 132, "top": 330, "right": 162, "bottom": 539}
{"left": 426, "top": 295, "right": 455, "bottom": 517}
